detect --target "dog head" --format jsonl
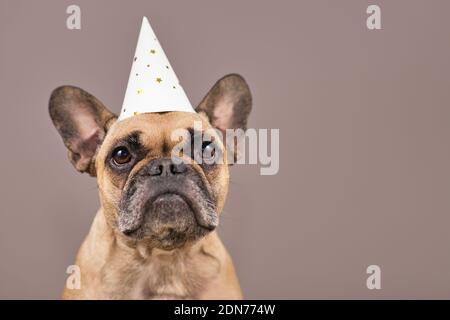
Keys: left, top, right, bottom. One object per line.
{"left": 49, "top": 74, "right": 251, "bottom": 249}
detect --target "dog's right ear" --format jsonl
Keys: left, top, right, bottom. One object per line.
{"left": 49, "top": 86, "right": 117, "bottom": 176}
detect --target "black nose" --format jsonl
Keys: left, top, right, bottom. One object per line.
{"left": 147, "top": 158, "right": 187, "bottom": 176}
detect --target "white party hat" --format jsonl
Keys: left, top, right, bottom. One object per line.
{"left": 119, "top": 17, "right": 195, "bottom": 120}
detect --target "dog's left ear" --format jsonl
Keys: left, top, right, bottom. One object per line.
{"left": 196, "top": 74, "right": 252, "bottom": 162}
{"left": 49, "top": 86, "right": 117, "bottom": 176}
{"left": 196, "top": 74, "right": 252, "bottom": 132}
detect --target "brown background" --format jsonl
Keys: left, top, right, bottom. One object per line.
{"left": 1, "top": 0, "right": 450, "bottom": 299}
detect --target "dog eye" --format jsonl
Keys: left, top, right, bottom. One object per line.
{"left": 202, "top": 141, "right": 216, "bottom": 163}
{"left": 112, "top": 147, "right": 132, "bottom": 165}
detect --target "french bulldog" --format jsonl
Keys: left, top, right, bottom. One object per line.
{"left": 49, "top": 74, "right": 252, "bottom": 299}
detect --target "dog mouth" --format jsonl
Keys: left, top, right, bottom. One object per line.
{"left": 148, "top": 190, "right": 218, "bottom": 230}
{"left": 148, "top": 192, "right": 196, "bottom": 228}
{"left": 119, "top": 188, "right": 218, "bottom": 246}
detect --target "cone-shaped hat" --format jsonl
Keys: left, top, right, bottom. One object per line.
{"left": 119, "top": 17, "right": 195, "bottom": 120}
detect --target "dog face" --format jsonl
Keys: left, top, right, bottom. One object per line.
{"left": 49, "top": 74, "right": 251, "bottom": 249}
{"left": 97, "top": 112, "right": 227, "bottom": 248}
